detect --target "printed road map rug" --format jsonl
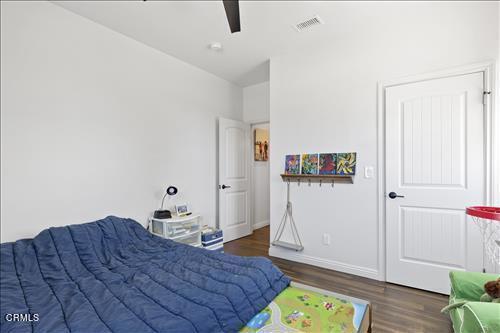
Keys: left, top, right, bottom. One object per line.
{"left": 240, "top": 282, "right": 370, "bottom": 333}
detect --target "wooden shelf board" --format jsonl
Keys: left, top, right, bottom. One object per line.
{"left": 280, "top": 174, "right": 354, "bottom": 183}
{"left": 281, "top": 174, "right": 352, "bottom": 179}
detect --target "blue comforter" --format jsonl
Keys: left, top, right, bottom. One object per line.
{"left": 1, "top": 216, "right": 290, "bottom": 333}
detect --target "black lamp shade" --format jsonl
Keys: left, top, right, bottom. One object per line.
{"left": 166, "top": 186, "right": 178, "bottom": 196}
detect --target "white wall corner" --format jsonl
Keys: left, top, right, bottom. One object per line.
{"left": 253, "top": 220, "right": 270, "bottom": 230}
{"left": 243, "top": 81, "right": 270, "bottom": 123}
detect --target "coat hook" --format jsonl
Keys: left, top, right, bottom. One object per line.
{"left": 308, "top": 178, "right": 311, "bottom": 186}
{"left": 319, "top": 179, "right": 322, "bottom": 187}
{"left": 298, "top": 179, "right": 301, "bottom": 186}
{"left": 331, "top": 179, "right": 335, "bottom": 188}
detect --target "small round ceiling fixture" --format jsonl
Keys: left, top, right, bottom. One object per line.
{"left": 209, "top": 42, "right": 223, "bottom": 51}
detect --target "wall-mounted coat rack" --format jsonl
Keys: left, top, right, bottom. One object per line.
{"left": 280, "top": 174, "right": 353, "bottom": 187}
{"left": 272, "top": 174, "right": 354, "bottom": 252}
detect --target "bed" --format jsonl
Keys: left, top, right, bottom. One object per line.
{"left": 1, "top": 216, "right": 290, "bottom": 333}
{"left": 1, "top": 216, "right": 372, "bottom": 333}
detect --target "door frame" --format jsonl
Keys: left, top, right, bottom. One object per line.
{"left": 249, "top": 121, "right": 271, "bottom": 231}
{"left": 376, "top": 61, "right": 497, "bottom": 281}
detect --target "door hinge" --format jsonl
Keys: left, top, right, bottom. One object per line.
{"left": 483, "top": 91, "right": 491, "bottom": 105}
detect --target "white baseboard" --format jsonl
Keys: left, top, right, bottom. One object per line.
{"left": 253, "top": 219, "right": 270, "bottom": 230}
{"left": 269, "top": 246, "right": 381, "bottom": 281}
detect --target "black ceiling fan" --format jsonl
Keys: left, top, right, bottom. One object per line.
{"left": 143, "top": 0, "right": 240, "bottom": 33}
{"left": 222, "top": 0, "right": 240, "bottom": 33}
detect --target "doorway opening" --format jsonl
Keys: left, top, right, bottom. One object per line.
{"left": 217, "top": 118, "right": 270, "bottom": 243}
{"left": 251, "top": 122, "right": 270, "bottom": 231}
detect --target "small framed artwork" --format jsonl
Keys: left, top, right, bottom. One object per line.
{"left": 284, "top": 155, "right": 300, "bottom": 174}
{"left": 301, "top": 153, "right": 319, "bottom": 175}
{"left": 175, "top": 203, "right": 189, "bottom": 216}
{"left": 336, "top": 152, "right": 357, "bottom": 175}
{"left": 254, "top": 128, "right": 269, "bottom": 161}
{"left": 319, "top": 153, "right": 337, "bottom": 175}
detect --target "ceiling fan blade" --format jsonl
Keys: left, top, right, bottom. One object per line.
{"left": 223, "top": 0, "right": 240, "bottom": 33}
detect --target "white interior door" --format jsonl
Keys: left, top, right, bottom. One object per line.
{"left": 218, "top": 118, "right": 252, "bottom": 242}
{"left": 385, "top": 72, "right": 485, "bottom": 294}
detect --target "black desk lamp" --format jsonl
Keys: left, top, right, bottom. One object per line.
{"left": 154, "top": 186, "right": 178, "bottom": 219}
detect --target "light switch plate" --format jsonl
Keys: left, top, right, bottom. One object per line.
{"left": 323, "top": 233, "right": 331, "bottom": 245}
{"left": 364, "top": 166, "right": 374, "bottom": 179}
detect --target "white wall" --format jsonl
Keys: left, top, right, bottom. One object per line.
{"left": 243, "top": 81, "right": 270, "bottom": 123}
{"left": 269, "top": 2, "right": 499, "bottom": 279}
{"left": 0, "top": 1, "right": 242, "bottom": 242}
{"left": 251, "top": 123, "right": 270, "bottom": 230}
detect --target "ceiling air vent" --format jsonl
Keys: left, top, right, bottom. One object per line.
{"left": 294, "top": 15, "right": 324, "bottom": 32}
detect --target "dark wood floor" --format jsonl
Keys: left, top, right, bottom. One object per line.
{"left": 224, "top": 226, "right": 453, "bottom": 333}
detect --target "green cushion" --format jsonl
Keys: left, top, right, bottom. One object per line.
{"left": 449, "top": 271, "right": 499, "bottom": 301}
{"left": 448, "top": 271, "right": 500, "bottom": 333}
{"left": 463, "top": 302, "right": 500, "bottom": 333}
{"left": 449, "top": 304, "right": 465, "bottom": 333}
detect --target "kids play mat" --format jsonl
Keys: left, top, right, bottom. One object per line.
{"left": 240, "top": 282, "right": 371, "bottom": 333}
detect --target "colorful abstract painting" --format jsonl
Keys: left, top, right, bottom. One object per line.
{"left": 284, "top": 155, "right": 301, "bottom": 175}
{"left": 319, "top": 153, "right": 337, "bottom": 175}
{"left": 336, "top": 153, "right": 357, "bottom": 175}
{"left": 301, "top": 154, "right": 319, "bottom": 175}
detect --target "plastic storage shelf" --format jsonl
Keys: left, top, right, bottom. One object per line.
{"left": 149, "top": 214, "right": 202, "bottom": 247}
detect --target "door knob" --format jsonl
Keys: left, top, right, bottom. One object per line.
{"left": 388, "top": 191, "right": 404, "bottom": 199}
{"left": 220, "top": 184, "right": 231, "bottom": 189}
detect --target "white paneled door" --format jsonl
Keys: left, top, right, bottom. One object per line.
{"left": 385, "top": 72, "right": 485, "bottom": 294}
{"left": 218, "top": 118, "right": 252, "bottom": 242}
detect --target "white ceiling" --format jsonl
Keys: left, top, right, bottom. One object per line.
{"left": 52, "top": 1, "right": 377, "bottom": 86}
{"left": 53, "top": 1, "right": 482, "bottom": 87}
